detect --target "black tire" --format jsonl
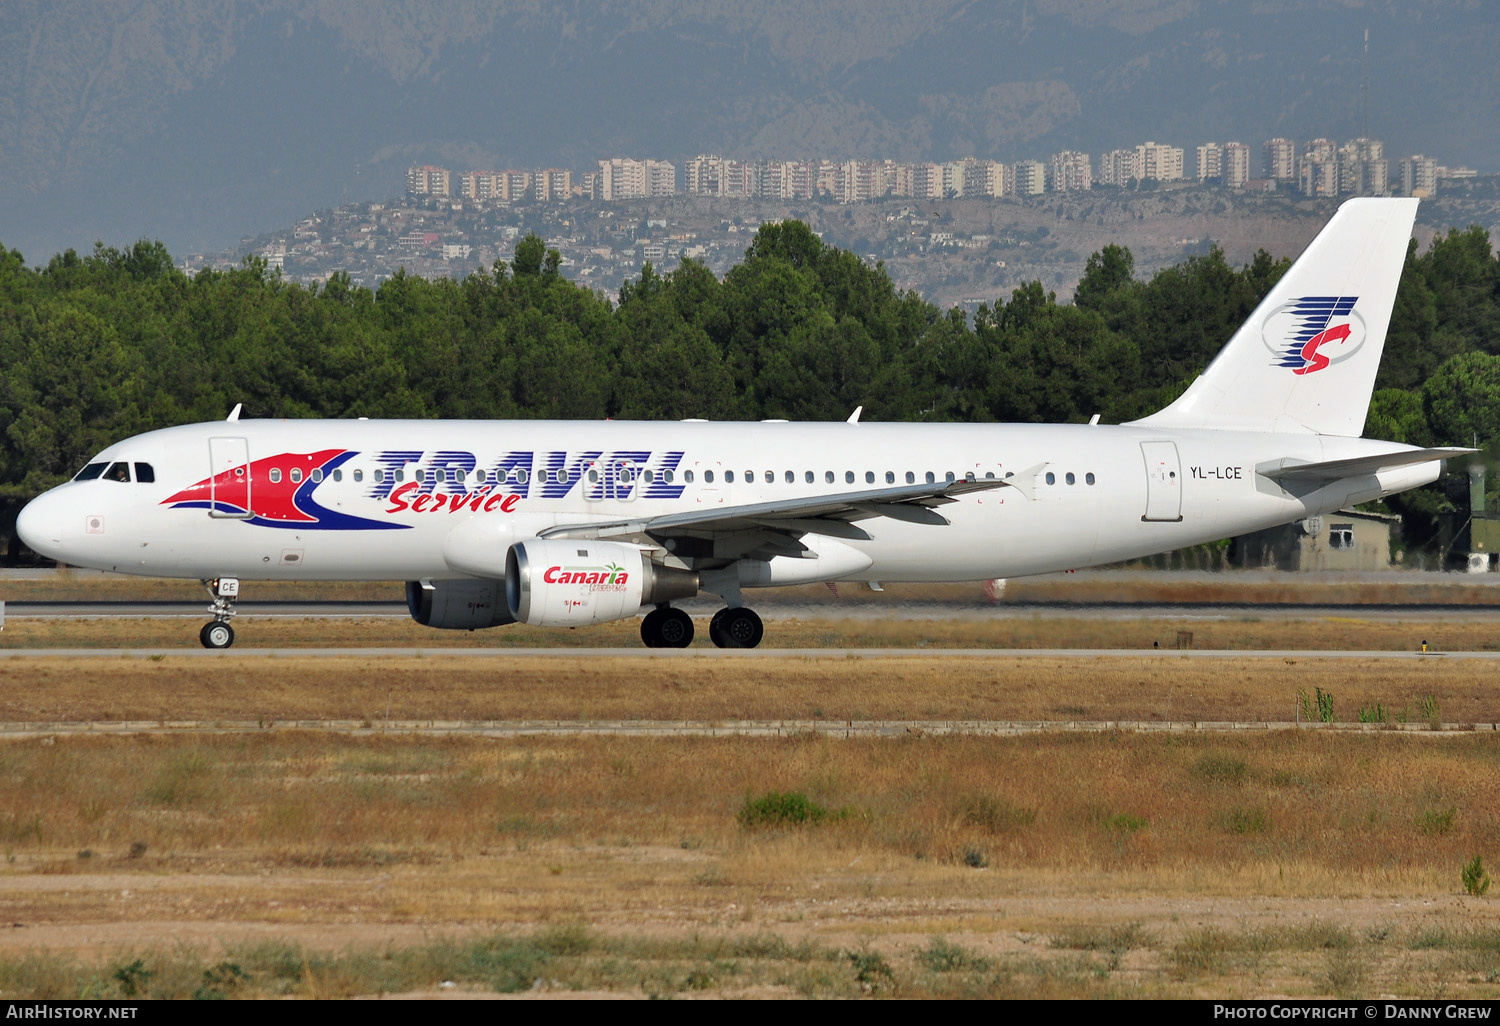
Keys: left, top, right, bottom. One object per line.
{"left": 201, "top": 621, "right": 234, "bottom": 649}
{"left": 657, "top": 608, "right": 694, "bottom": 648}
{"left": 715, "top": 607, "right": 763, "bottom": 649}
{"left": 708, "top": 608, "right": 730, "bottom": 648}
{"left": 640, "top": 608, "right": 664, "bottom": 648}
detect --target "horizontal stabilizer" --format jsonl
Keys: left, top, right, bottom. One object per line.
{"left": 1257, "top": 447, "right": 1476, "bottom": 482}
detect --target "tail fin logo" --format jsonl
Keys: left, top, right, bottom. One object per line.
{"left": 1262, "top": 296, "right": 1365, "bottom": 375}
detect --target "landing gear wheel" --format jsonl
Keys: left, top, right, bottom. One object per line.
{"left": 200, "top": 621, "right": 234, "bottom": 649}
{"left": 708, "top": 607, "right": 763, "bottom": 649}
{"left": 641, "top": 607, "right": 694, "bottom": 648}
{"left": 640, "top": 608, "right": 664, "bottom": 648}
{"left": 656, "top": 607, "right": 694, "bottom": 648}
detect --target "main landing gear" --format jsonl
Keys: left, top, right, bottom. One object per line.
{"left": 200, "top": 577, "right": 239, "bottom": 649}
{"left": 709, "top": 606, "right": 764, "bottom": 649}
{"left": 640, "top": 605, "right": 694, "bottom": 648}
{"left": 638, "top": 605, "right": 766, "bottom": 648}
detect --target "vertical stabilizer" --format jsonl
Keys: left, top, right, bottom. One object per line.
{"left": 1127, "top": 197, "right": 1418, "bottom": 436}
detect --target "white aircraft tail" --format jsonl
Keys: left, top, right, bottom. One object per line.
{"left": 1127, "top": 197, "right": 1418, "bottom": 437}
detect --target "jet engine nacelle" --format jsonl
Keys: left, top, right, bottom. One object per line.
{"left": 406, "top": 579, "right": 516, "bottom": 630}
{"left": 505, "top": 539, "right": 698, "bottom": 627}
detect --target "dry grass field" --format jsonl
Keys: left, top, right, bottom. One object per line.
{"left": 2, "top": 730, "right": 1500, "bottom": 998}
{"left": 3, "top": 571, "right": 1500, "bottom": 999}
{"left": 5, "top": 611, "right": 1500, "bottom": 652}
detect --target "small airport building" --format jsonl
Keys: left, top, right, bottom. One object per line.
{"left": 1232, "top": 510, "right": 1400, "bottom": 571}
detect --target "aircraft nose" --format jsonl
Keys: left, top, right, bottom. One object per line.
{"left": 16, "top": 490, "right": 67, "bottom": 559}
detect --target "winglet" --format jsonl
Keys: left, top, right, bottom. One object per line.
{"left": 226, "top": 403, "right": 242, "bottom": 422}
{"left": 846, "top": 406, "right": 863, "bottom": 424}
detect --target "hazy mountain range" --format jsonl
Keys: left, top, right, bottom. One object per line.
{"left": 2, "top": 0, "right": 1496, "bottom": 263}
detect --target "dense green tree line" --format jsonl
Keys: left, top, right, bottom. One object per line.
{"left": 2, "top": 220, "right": 1498, "bottom": 556}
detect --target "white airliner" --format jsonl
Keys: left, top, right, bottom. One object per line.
{"left": 16, "top": 198, "right": 1469, "bottom": 649}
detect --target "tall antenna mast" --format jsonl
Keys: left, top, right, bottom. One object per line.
{"left": 1362, "top": 27, "right": 1369, "bottom": 141}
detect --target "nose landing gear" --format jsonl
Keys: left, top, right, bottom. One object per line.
{"left": 200, "top": 577, "right": 239, "bottom": 649}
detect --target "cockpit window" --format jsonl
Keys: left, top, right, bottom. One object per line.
{"left": 134, "top": 463, "right": 155, "bottom": 483}
{"left": 74, "top": 462, "right": 108, "bottom": 481}
{"left": 103, "top": 462, "right": 131, "bottom": 483}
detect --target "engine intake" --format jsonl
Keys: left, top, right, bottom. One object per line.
{"left": 406, "top": 579, "right": 516, "bottom": 630}
{"left": 506, "top": 539, "right": 698, "bottom": 626}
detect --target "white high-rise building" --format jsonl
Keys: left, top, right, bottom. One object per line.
{"left": 1097, "top": 148, "right": 1141, "bottom": 186}
{"left": 1047, "top": 151, "right": 1092, "bottom": 192}
{"left": 1401, "top": 155, "right": 1439, "bottom": 197}
{"left": 1136, "top": 141, "right": 1184, "bottom": 182}
{"left": 406, "top": 165, "right": 451, "bottom": 197}
{"left": 1011, "top": 160, "right": 1045, "bottom": 196}
{"left": 1223, "top": 142, "right": 1251, "bottom": 188}
{"left": 1263, "top": 138, "right": 1296, "bottom": 181}
{"left": 1196, "top": 143, "right": 1223, "bottom": 182}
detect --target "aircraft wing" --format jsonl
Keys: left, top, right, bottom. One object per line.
{"left": 1257, "top": 447, "right": 1477, "bottom": 482}
{"left": 539, "top": 477, "right": 1007, "bottom": 547}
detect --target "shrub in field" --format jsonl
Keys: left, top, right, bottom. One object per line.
{"left": 920, "top": 938, "right": 990, "bottom": 973}
{"left": 1418, "top": 806, "right": 1457, "bottom": 836}
{"left": 1221, "top": 805, "right": 1271, "bottom": 835}
{"left": 1298, "top": 688, "right": 1335, "bottom": 723}
{"left": 738, "top": 791, "right": 827, "bottom": 828}
{"left": 1358, "top": 703, "right": 1388, "bottom": 724}
{"left": 958, "top": 794, "right": 1037, "bottom": 833}
{"left": 1101, "top": 812, "right": 1147, "bottom": 834}
{"left": 1463, "top": 855, "right": 1491, "bottom": 897}
{"left": 1195, "top": 753, "right": 1251, "bottom": 785}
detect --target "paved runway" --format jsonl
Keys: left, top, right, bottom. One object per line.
{"left": 9, "top": 600, "right": 1500, "bottom": 621}
{"left": 0, "top": 646, "right": 1493, "bottom": 659}
{"left": 1, "top": 717, "right": 1493, "bottom": 737}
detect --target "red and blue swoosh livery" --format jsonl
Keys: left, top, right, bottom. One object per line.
{"left": 161, "top": 450, "right": 408, "bottom": 530}
{"left": 1274, "top": 296, "right": 1359, "bottom": 375}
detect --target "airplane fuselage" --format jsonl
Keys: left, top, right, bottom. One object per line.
{"left": 19, "top": 418, "right": 1439, "bottom": 584}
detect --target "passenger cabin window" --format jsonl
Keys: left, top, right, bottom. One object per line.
{"left": 290, "top": 468, "right": 303, "bottom": 484}
{"left": 394, "top": 470, "right": 404, "bottom": 483}
{"left": 684, "top": 470, "right": 694, "bottom": 483}
{"left": 643, "top": 470, "right": 654, "bottom": 483}
{"left": 764, "top": 470, "right": 774, "bottom": 484}
{"left": 865, "top": 471, "right": 875, "bottom": 484}
{"left": 925, "top": 472, "right": 935, "bottom": 483}
{"left": 846, "top": 471, "right": 855, "bottom": 484}
{"left": 786, "top": 470, "right": 795, "bottom": 484}
{"left": 416, "top": 469, "right": 426, "bottom": 482}
{"left": 825, "top": 471, "right": 834, "bottom": 484}
{"left": 133, "top": 463, "right": 155, "bottom": 483}
{"left": 587, "top": 469, "right": 599, "bottom": 483}
{"left": 310, "top": 469, "right": 322, "bottom": 483}
{"left": 704, "top": 470, "right": 714, "bottom": 483}
{"left": 75, "top": 462, "right": 108, "bottom": 481}
{"left": 663, "top": 470, "right": 674, "bottom": 483}
{"left": 1045, "top": 472, "right": 1056, "bottom": 485}
{"left": 333, "top": 469, "right": 343, "bottom": 482}
{"left": 353, "top": 469, "right": 363, "bottom": 483}
{"left": 725, "top": 470, "right": 735, "bottom": 483}
{"left": 905, "top": 471, "right": 915, "bottom": 484}
{"left": 806, "top": 471, "right": 815, "bottom": 484}
{"left": 1086, "top": 473, "right": 1096, "bottom": 485}
{"left": 885, "top": 471, "right": 895, "bottom": 484}
{"left": 1065, "top": 472, "right": 1075, "bottom": 485}
{"left": 373, "top": 469, "right": 385, "bottom": 483}
{"left": 269, "top": 469, "right": 282, "bottom": 484}
{"left": 517, "top": 469, "right": 528, "bottom": 484}
{"left": 945, "top": 472, "right": 956, "bottom": 483}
